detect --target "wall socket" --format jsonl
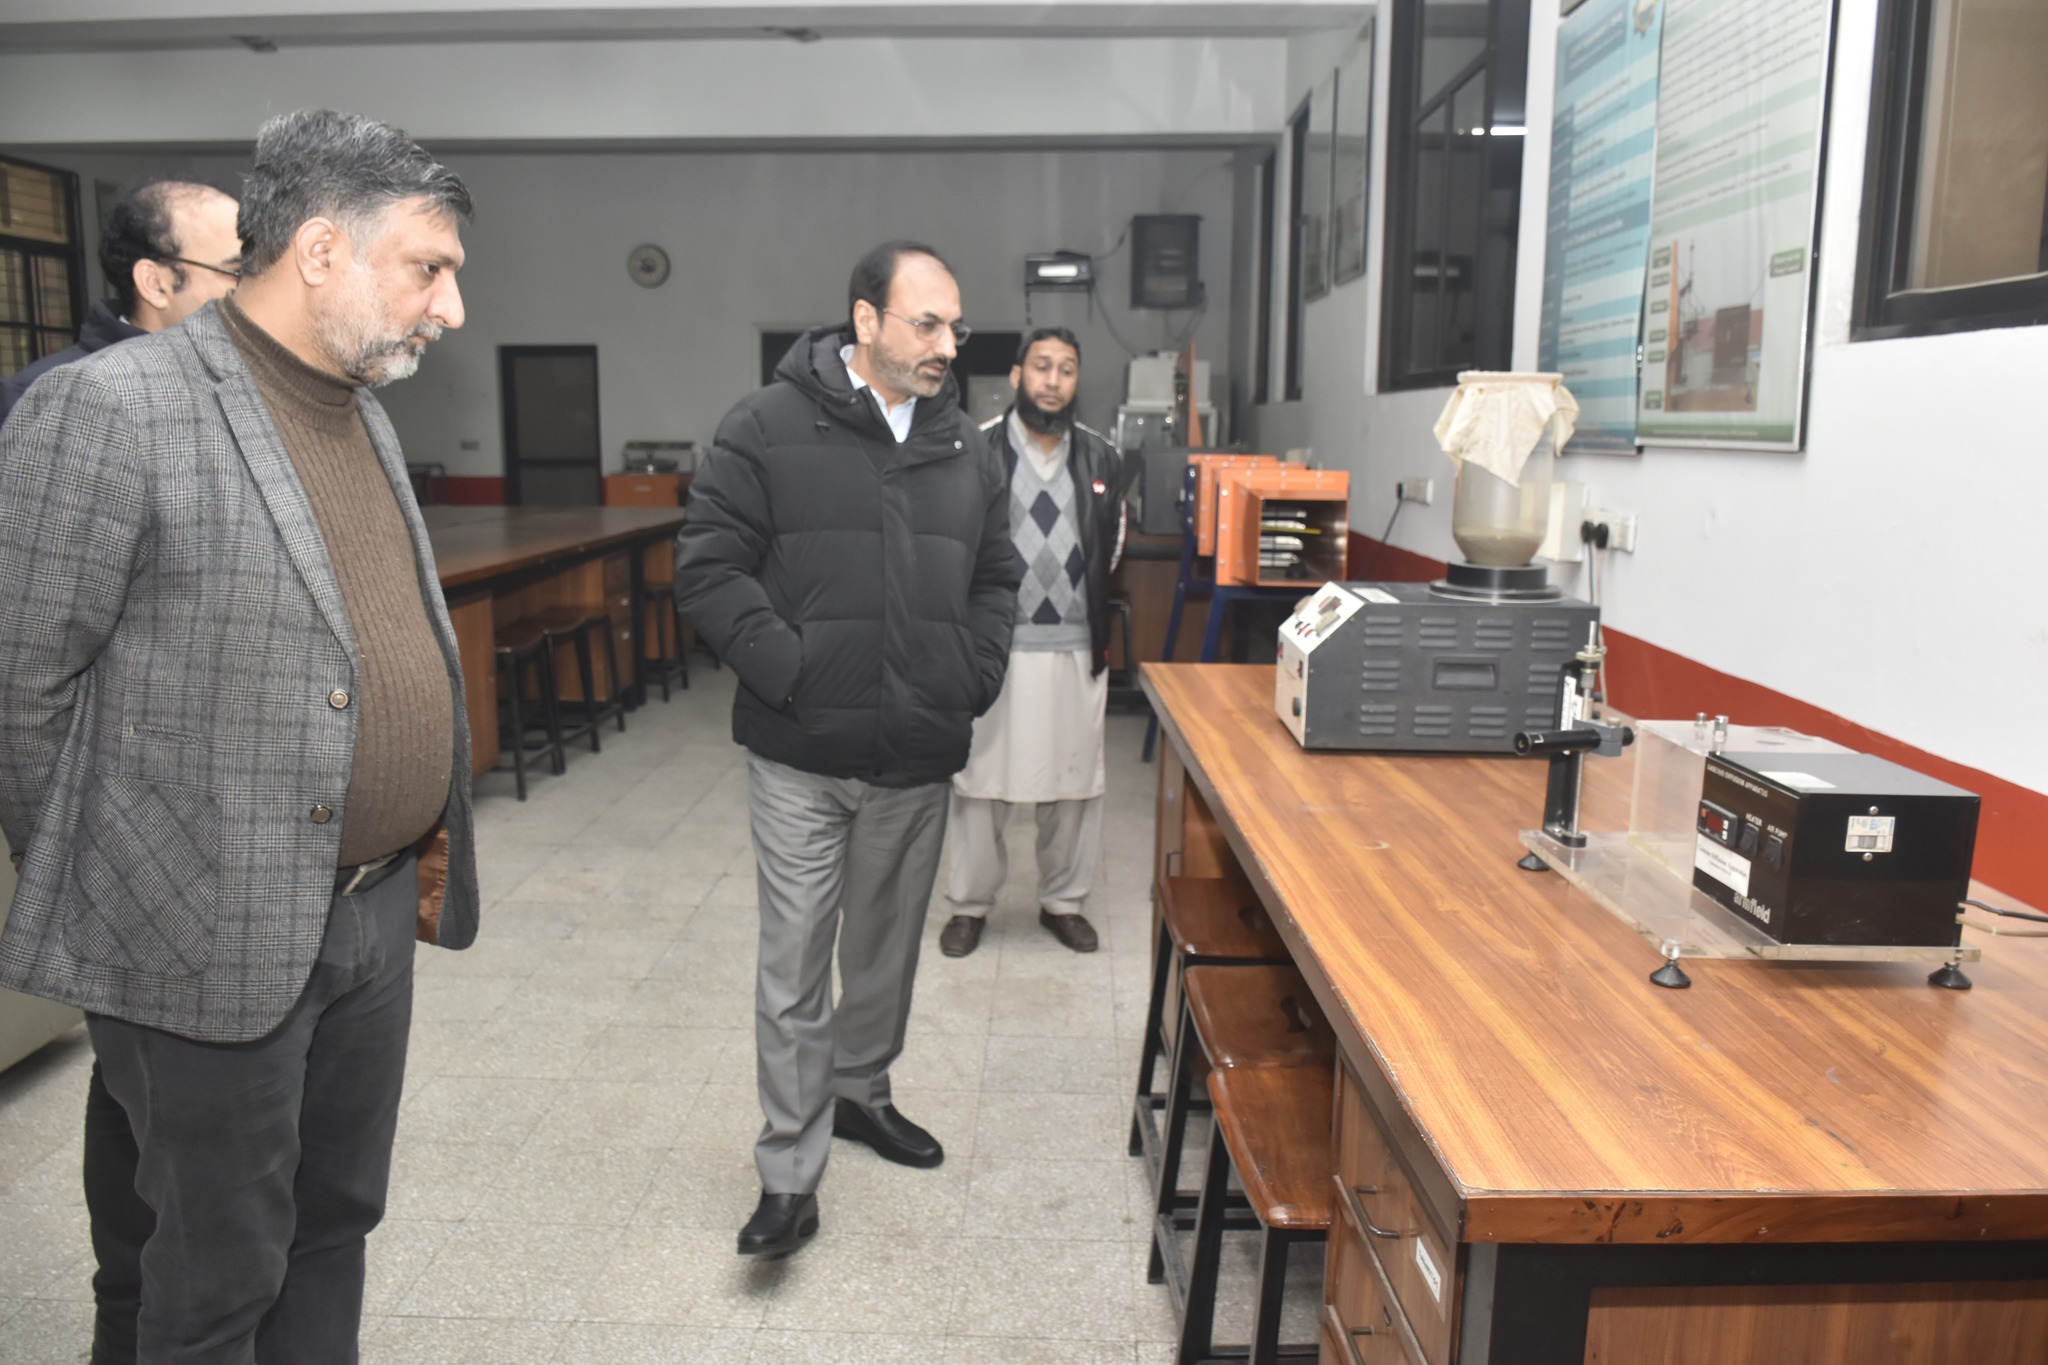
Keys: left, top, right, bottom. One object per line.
{"left": 1582, "top": 506, "right": 1638, "bottom": 553}
{"left": 1397, "top": 477, "right": 1435, "bottom": 505}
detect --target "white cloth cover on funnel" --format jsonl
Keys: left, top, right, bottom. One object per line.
{"left": 1432, "top": 371, "right": 1580, "bottom": 487}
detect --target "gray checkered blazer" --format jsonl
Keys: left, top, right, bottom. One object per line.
{"left": 0, "top": 302, "right": 478, "bottom": 1043}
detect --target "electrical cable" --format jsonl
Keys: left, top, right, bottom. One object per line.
{"left": 1093, "top": 284, "right": 1147, "bottom": 359}
{"left": 1360, "top": 494, "right": 1404, "bottom": 581}
{"left": 1964, "top": 897, "right": 2048, "bottom": 924}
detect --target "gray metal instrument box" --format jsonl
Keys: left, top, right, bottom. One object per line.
{"left": 1276, "top": 581, "right": 1598, "bottom": 752}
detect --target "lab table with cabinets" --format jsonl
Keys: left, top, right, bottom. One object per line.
{"left": 1141, "top": 662, "right": 2048, "bottom": 1365}
{"left": 425, "top": 506, "right": 687, "bottom": 776}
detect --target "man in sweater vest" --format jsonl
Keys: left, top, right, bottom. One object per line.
{"left": 0, "top": 109, "right": 478, "bottom": 1364}
{"left": 940, "top": 327, "right": 1129, "bottom": 959}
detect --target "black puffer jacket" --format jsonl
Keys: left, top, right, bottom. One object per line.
{"left": 981, "top": 411, "right": 1133, "bottom": 677}
{"left": 676, "top": 327, "right": 1020, "bottom": 787}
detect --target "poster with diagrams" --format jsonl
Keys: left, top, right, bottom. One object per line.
{"left": 1634, "top": 0, "right": 1833, "bottom": 447}
{"left": 1538, "top": 0, "right": 1665, "bottom": 453}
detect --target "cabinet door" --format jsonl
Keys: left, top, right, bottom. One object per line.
{"left": 1326, "top": 1201, "right": 1425, "bottom": 1365}
{"left": 1336, "top": 1062, "right": 1458, "bottom": 1364}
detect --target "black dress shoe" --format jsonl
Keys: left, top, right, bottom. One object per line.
{"left": 1039, "top": 908, "right": 1099, "bottom": 952}
{"left": 833, "top": 1099, "right": 944, "bottom": 1168}
{"left": 737, "top": 1192, "right": 819, "bottom": 1258}
{"left": 939, "top": 914, "right": 984, "bottom": 957}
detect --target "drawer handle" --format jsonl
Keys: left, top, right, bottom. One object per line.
{"left": 1352, "top": 1186, "right": 1402, "bottom": 1240}
{"left": 1326, "top": 1300, "right": 1394, "bottom": 1365}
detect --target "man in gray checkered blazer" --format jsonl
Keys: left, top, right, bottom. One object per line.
{"left": 0, "top": 110, "right": 479, "bottom": 1365}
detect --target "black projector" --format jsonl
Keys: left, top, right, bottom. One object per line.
{"left": 1692, "top": 750, "right": 1979, "bottom": 947}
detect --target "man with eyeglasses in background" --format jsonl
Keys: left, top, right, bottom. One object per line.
{"left": 678, "top": 239, "right": 1019, "bottom": 1259}
{"left": 0, "top": 179, "right": 241, "bottom": 424}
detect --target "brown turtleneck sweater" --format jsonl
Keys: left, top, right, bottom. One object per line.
{"left": 222, "top": 296, "right": 454, "bottom": 865}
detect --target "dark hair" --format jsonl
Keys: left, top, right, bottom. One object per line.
{"left": 99, "top": 181, "right": 226, "bottom": 315}
{"left": 238, "top": 109, "right": 472, "bottom": 277}
{"left": 1016, "top": 326, "right": 1081, "bottom": 367}
{"left": 847, "top": 239, "right": 951, "bottom": 327}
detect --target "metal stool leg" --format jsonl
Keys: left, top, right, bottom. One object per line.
{"left": 571, "top": 628, "right": 600, "bottom": 753}
{"left": 1131, "top": 916, "right": 1175, "bottom": 1159}
{"left": 1174, "top": 1118, "right": 1233, "bottom": 1365}
{"left": 535, "top": 644, "right": 567, "bottom": 773}
{"left": 1149, "top": 990, "right": 1201, "bottom": 1285}
{"left": 1249, "top": 1227, "right": 1295, "bottom": 1365}
{"left": 497, "top": 650, "right": 527, "bottom": 801}
{"left": 596, "top": 618, "right": 627, "bottom": 731}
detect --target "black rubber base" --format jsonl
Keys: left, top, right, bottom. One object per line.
{"left": 1650, "top": 960, "right": 1693, "bottom": 989}
{"left": 1517, "top": 852, "right": 1550, "bottom": 872}
{"left": 1928, "top": 961, "right": 1973, "bottom": 990}
{"left": 1431, "top": 561, "right": 1564, "bottom": 602}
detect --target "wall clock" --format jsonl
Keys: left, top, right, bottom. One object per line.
{"left": 627, "top": 243, "right": 671, "bottom": 288}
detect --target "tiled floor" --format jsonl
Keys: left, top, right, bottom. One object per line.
{"left": 0, "top": 662, "right": 1318, "bottom": 1362}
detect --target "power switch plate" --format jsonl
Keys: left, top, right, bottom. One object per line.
{"left": 1397, "top": 477, "right": 1434, "bottom": 505}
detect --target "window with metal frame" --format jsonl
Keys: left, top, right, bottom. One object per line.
{"left": 1855, "top": 0, "right": 2048, "bottom": 340}
{"left": 0, "top": 155, "right": 86, "bottom": 379}
{"left": 1285, "top": 102, "right": 1309, "bottom": 402}
{"left": 1253, "top": 148, "right": 1277, "bottom": 406}
{"left": 1380, "top": 0, "right": 1530, "bottom": 391}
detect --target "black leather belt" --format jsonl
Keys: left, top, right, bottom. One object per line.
{"left": 335, "top": 853, "right": 404, "bottom": 897}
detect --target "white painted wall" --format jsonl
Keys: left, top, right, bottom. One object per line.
{"left": 1244, "top": 0, "right": 2048, "bottom": 795}
{"left": 0, "top": 36, "right": 1284, "bottom": 145}
{"left": 31, "top": 144, "right": 1237, "bottom": 480}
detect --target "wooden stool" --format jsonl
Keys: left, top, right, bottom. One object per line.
{"left": 1179, "top": 1064, "right": 1334, "bottom": 1364}
{"left": 1133, "top": 877, "right": 1291, "bottom": 1194}
{"left": 491, "top": 618, "right": 565, "bottom": 801}
{"left": 1151, "top": 964, "right": 1335, "bottom": 1288}
{"left": 535, "top": 607, "right": 627, "bottom": 753}
{"left": 641, "top": 584, "right": 690, "bottom": 700}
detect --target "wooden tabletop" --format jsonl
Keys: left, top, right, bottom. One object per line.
{"left": 1144, "top": 663, "right": 2048, "bottom": 1247}
{"left": 423, "top": 506, "right": 687, "bottom": 590}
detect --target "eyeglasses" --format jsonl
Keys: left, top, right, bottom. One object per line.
{"left": 881, "top": 309, "right": 971, "bottom": 346}
{"left": 159, "top": 256, "right": 242, "bottom": 282}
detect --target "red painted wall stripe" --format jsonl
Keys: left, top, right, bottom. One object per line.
{"left": 427, "top": 476, "right": 506, "bottom": 506}
{"left": 1346, "top": 531, "right": 2045, "bottom": 906}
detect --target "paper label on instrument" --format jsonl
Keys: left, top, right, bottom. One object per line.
{"left": 1762, "top": 770, "right": 1834, "bottom": 790}
{"left": 1355, "top": 587, "right": 1398, "bottom": 605}
{"left": 1412, "top": 1236, "right": 1443, "bottom": 1304}
{"left": 1280, "top": 583, "right": 1366, "bottom": 655}
{"left": 1694, "top": 832, "right": 1751, "bottom": 896}
{"left": 1846, "top": 814, "right": 1895, "bottom": 854}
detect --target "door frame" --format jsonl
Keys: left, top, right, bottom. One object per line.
{"left": 498, "top": 343, "right": 602, "bottom": 506}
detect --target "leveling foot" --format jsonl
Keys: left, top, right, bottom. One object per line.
{"left": 1650, "top": 939, "right": 1691, "bottom": 989}
{"left": 1927, "top": 960, "right": 1972, "bottom": 991}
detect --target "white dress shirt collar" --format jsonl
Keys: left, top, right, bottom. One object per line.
{"left": 840, "top": 343, "right": 916, "bottom": 443}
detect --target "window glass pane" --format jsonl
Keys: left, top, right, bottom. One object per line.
{"left": 35, "top": 329, "right": 72, "bottom": 361}
{"left": 1409, "top": 101, "right": 1455, "bottom": 374}
{"left": 1420, "top": 0, "right": 1487, "bottom": 106}
{"left": 1905, "top": 0, "right": 2048, "bottom": 291}
{"left": 0, "top": 250, "right": 26, "bottom": 324}
{"left": 0, "top": 161, "right": 71, "bottom": 246}
{"left": 0, "top": 325, "right": 28, "bottom": 377}
{"left": 34, "top": 255, "right": 72, "bottom": 331}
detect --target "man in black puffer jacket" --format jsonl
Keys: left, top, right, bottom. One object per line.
{"left": 676, "top": 241, "right": 1018, "bottom": 1260}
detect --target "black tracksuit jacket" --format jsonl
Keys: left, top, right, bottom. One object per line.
{"left": 675, "top": 326, "right": 1020, "bottom": 787}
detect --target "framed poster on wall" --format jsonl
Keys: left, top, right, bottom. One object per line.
{"left": 1634, "top": 0, "right": 1835, "bottom": 449}
{"left": 1537, "top": 0, "right": 1664, "bottom": 452}
{"left": 1331, "top": 29, "right": 1374, "bottom": 287}
{"left": 1302, "top": 68, "right": 1337, "bottom": 301}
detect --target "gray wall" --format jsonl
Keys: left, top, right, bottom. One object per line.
{"left": 23, "top": 144, "right": 1240, "bottom": 477}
